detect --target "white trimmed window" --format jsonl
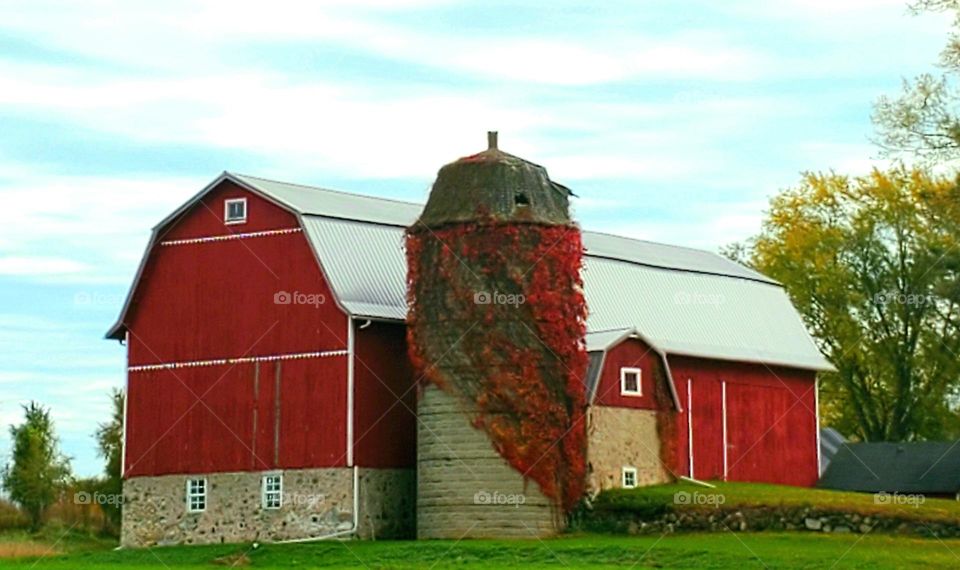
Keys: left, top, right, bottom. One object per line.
{"left": 224, "top": 198, "right": 247, "bottom": 224}
{"left": 622, "top": 466, "right": 638, "bottom": 489}
{"left": 620, "top": 367, "right": 642, "bottom": 396}
{"left": 262, "top": 474, "right": 283, "bottom": 510}
{"left": 186, "top": 478, "right": 207, "bottom": 513}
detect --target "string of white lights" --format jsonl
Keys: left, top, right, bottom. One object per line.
{"left": 160, "top": 227, "right": 302, "bottom": 246}
{"left": 128, "top": 348, "right": 348, "bottom": 372}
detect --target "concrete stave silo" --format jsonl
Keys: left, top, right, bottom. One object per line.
{"left": 407, "top": 133, "right": 588, "bottom": 539}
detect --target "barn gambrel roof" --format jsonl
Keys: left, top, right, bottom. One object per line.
{"left": 107, "top": 172, "right": 834, "bottom": 373}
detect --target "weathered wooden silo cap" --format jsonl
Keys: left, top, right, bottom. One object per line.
{"left": 415, "top": 132, "right": 574, "bottom": 228}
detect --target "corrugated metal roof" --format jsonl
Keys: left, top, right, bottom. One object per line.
{"left": 108, "top": 172, "right": 834, "bottom": 373}
{"left": 581, "top": 256, "right": 832, "bottom": 370}
{"left": 232, "top": 173, "right": 773, "bottom": 280}
{"left": 296, "top": 214, "right": 830, "bottom": 371}
{"left": 301, "top": 216, "right": 408, "bottom": 321}
{"left": 232, "top": 173, "right": 421, "bottom": 227}
{"left": 583, "top": 231, "right": 775, "bottom": 284}
{"left": 585, "top": 329, "right": 635, "bottom": 352}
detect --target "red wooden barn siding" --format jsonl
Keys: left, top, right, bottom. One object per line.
{"left": 591, "top": 338, "right": 819, "bottom": 487}
{"left": 669, "top": 356, "right": 819, "bottom": 487}
{"left": 123, "top": 182, "right": 350, "bottom": 477}
{"left": 353, "top": 321, "right": 416, "bottom": 468}
{"left": 592, "top": 338, "right": 662, "bottom": 410}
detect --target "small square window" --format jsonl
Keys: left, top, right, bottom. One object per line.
{"left": 262, "top": 474, "right": 283, "bottom": 510}
{"left": 622, "top": 467, "right": 638, "bottom": 489}
{"left": 186, "top": 478, "right": 207, "bottom": 513}
{"left": 620, "top": 367, "right": 642, "bottom": 396}
{"left": 224, "top": 198, "right": 247, "bottom": 224}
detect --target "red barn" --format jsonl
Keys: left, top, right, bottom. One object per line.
{"left": 108, "top": 171, "right": 832, "bottom": 547}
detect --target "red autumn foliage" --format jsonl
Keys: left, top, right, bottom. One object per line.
{"left": 406, "top": 221, "right": 588, "bottom": 513}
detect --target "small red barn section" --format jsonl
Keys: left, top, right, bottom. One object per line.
{"left": 108, "top": 171, "right": 832, "bottom": 547}
{"left": 583, "top": 330, "right": 823, "bottom": 493}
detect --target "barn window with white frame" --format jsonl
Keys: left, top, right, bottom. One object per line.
{"left": 262, "top": 474, "right": 283, "bottom": 509}
{"left": 620, "top": 367, "right": 642, "bottom": 396}
{"left": 224, "top": 197, "right": 247, "bottom": 224}
{"left": 186, "top": 478, "right": 207, "bottom": 512}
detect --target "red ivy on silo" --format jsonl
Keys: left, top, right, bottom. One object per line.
{"left": 406, "top": 219, "right": 588, "bottom": 513}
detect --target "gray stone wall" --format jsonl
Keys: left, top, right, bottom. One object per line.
{"left": 417, "top": 385, "right": 560, "bottom": 539}
{"left": 586, "top": 406, "right": 670, "bottom": 493}
{"left": 121, "top": 467, "right": 413, "bottom": 547}
{"left": 356, "top": 468, "right": 415, "bottom": 539}
{"left": 585, "top": 504, "right": 960, "bottom": 539}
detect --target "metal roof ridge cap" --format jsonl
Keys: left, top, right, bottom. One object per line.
{"left": 300, "top": 212, "right": 412, "bottom": 229}
{"left": 230, "top": 172, "right": 425, "bottom": 209}
{"left": 584, "top": 251, "right": 782, "bottom": 286}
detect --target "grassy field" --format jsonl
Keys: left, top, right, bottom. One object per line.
{"left": 2, "top": 482, "right": 959, "bottom": 568}
{"left": 592, "top": 481, "right": 960, "bottom": 522}
{"left": 1, "top": 532, "right": 960, "bottom": 569}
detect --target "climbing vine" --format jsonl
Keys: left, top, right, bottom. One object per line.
{"left": 407, "top": 219, "right": 588, "bottom": 512}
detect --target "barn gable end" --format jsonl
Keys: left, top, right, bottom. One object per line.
{"left": 115, "top": 178, "right": 417, "bottom": 546}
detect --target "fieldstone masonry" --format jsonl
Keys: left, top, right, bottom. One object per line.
{"left": 121, "top": 467, "right": 414, "bottom": 547}
{"left": 586, "top": 406, "right": 670, "bottom": 493}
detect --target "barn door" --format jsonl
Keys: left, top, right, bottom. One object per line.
{"left": 687, "top": 377, "right": 725, "bottom": 481}
{"left": 724, "top": 381, "right": 818, "bottom": 485}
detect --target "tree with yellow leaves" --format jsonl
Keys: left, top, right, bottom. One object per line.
{"left": 740, "top": 168, "right": 960, "bottom": 441}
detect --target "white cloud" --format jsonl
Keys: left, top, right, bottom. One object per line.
{"left": 0, "top": 168, "right": 201, "bottom": 282}
{"left": 0, "top": 256, "right": 89, "bottom": 276}
{"left": 600, "top": 200, "right": 768, "bottom": 252}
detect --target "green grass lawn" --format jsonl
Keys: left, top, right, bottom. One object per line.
{"left": 592, "top": 481, "right": 960, "bottom": 523}
{"left": 2, "top": 533, "right": 960, "bottom": 569}
{"left": 3, "top": 482, "right": 959, "bottom": 568}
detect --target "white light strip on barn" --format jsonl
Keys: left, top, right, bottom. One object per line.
{"left": 128, "top": 349, "right": 349, "bottom": 372}
{"left": 159, "top": 227, "right": 302, "bottom": 246}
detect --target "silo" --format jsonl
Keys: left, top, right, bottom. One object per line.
{"left": 407, "top": 133, "right": 588, "bottom": 539}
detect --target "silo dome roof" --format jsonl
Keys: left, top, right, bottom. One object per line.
{"left": 416, "top": 132, "right": 573, "bottom": 228}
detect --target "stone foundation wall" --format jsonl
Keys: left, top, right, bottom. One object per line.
{"left": 121, "top": 467, "right": 413, "bottom": 547}
{"left": 417, "top": 385, "right": 560, "bottom": 539}
{"left": 585, "top": 505, "right": 960, "bottom": 539}
{"left": 356, "top": 468, "right": 416, "bottom": 539}
{"left": 586, "top": 406, "right": 670, "bottom": 493}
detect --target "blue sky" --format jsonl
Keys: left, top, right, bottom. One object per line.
{"left": 0, "top": 0, "right": 952, "bottom": 477}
